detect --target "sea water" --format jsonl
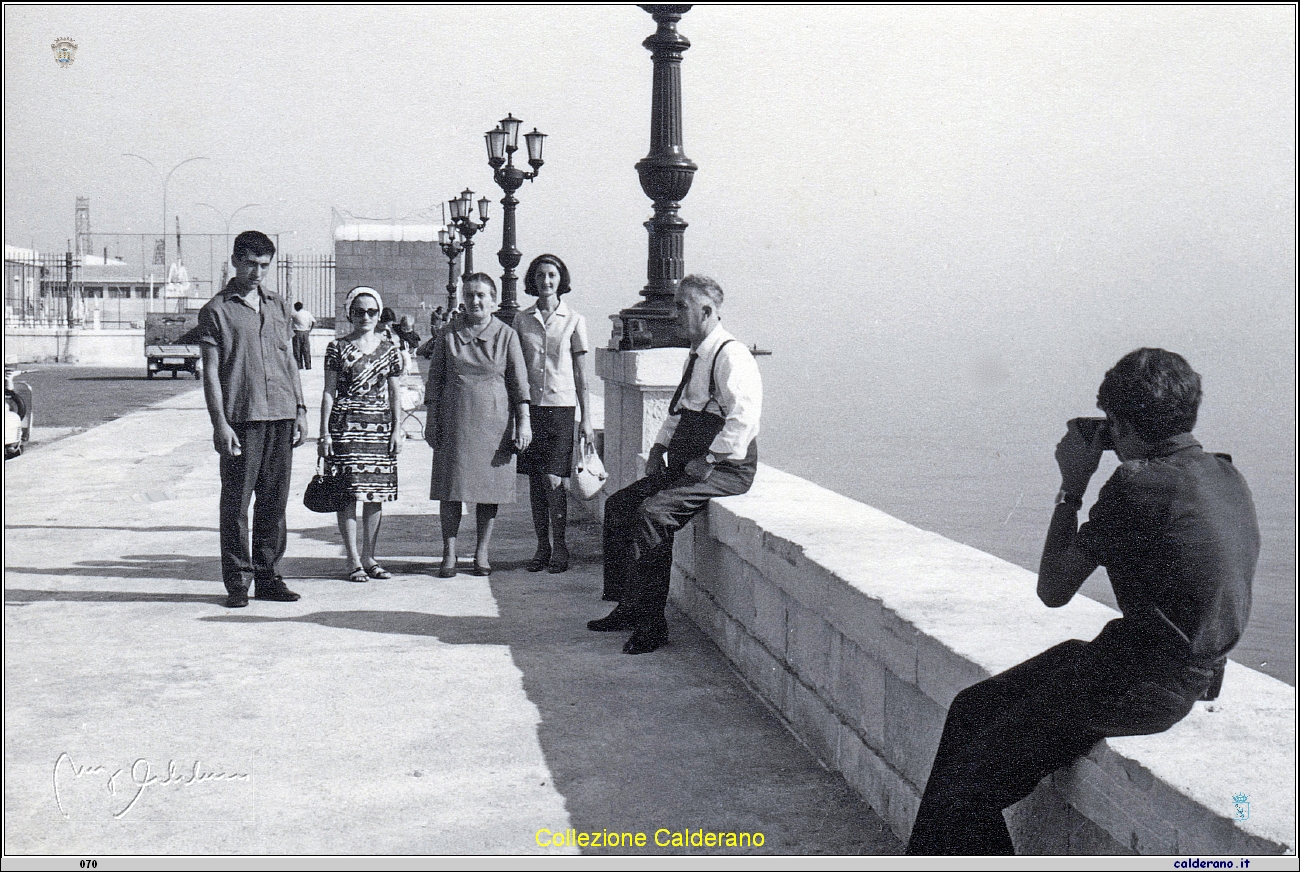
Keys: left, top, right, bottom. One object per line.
{"left": 753, "top": 333, "right": 1296, "bottom": 686}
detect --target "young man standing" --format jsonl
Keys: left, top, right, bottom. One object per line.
{"left": 197, "top": 231, "right": 309, "bottom": 608}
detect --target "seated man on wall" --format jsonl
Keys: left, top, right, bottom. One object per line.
{"left": 907, "top": 347, "right": 1259, "bottom": 855}
{"left": 588, "top": 274, "right": 763, "bottom": 655}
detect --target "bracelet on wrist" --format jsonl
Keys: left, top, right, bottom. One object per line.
{"left": 1055, "top": 488, "right": 1083, "bottom": 510}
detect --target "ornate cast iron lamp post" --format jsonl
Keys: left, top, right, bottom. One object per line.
{"left": 437, "top": 226, "right": 464, "bottom": 312}
{"left": 446, "top": 189, "right": 490, "bottom": 279}
{"left": 485, "top": 113, "right": 546, "bottom": 324}
{"left": 617, "top": 4, "right": 697, "bottom": 349}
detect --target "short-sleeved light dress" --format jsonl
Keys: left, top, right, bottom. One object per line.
{"left": 325, "top": 337, "right": 404, "bottom": 502}
{"left": 425, "top": 317, "right": 530, "bottom": 503}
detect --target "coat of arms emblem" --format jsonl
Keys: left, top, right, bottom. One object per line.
{"left": 1232, "top": 792, "right": 1250, "bottom": 822}
{"left": 51, "top": 38, "right": 78, "bottom": 68}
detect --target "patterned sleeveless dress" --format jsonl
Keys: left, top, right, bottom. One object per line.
{"left": 325, "top": 337, "right": 404, "bottom": 502}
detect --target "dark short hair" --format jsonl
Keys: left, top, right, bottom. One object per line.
{"left": 232, "top": 230, "right": 275, "bottom": 261}
{"left": 462, "top": 272, "right": 498, "bottom": 302}
{"left": 380, "top": 307, "right": 396, "bottom": 324}
{"left": 679, "top": 274, "right": 723, "bottom": 308}
{"left": 293, "top": 301, "right": 303, "bottom": 310}
{"left": 523, "top": 254, "right": 572, "bottom": 298}
{"left": 1097, "top": 348, "right": 1202, "bottom": 442}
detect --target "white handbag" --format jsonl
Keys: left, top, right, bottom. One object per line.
{"left": 570, "top": 432, "right": 608, "bottom": 500}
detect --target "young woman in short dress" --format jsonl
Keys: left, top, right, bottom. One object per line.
{"left": 513, "top": 254, "right": 594, "bottom": 574}
{"left": 319, "top": 286, "right": 405, "bottom": 582}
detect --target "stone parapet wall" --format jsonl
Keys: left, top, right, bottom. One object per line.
{"left": 4, "top": 327, "right": 143, "bottom": 366}
{"left": 670, "top": 463, "right": 1295, "bottom": 855}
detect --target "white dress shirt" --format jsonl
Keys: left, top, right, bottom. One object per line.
{"left": 514, "top": 300, "right": 589, "bottom": 407}
{"left": 654, "top": 323, "right": 762, "bottom": 462}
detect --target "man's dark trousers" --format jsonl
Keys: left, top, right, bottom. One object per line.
{"left": 905, "top": 638, "right": 1210, "bottom": 855}
{"left": 602, "top": 443, "right": 757, "bottom": 631}
{"left": 219, "top": 420, "right": 295, "bottom": 593}
{"left": 293, "top": 332, "right": 311, "bottom": 369}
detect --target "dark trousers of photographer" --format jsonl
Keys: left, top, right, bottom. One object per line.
{"left": 906, "top": 632, "right": 1214, "bottom": 855}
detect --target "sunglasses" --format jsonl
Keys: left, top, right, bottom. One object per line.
{"left": 351, "top": 307, "right": 380, "bottom": 318}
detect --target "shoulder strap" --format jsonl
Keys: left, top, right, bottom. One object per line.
{"left": 708, "top": 339, "right": 735, "bottom": 414}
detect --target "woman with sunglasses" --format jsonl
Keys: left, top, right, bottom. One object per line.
{"left": 319, "top": 286, "right": 405, "bottom": 582}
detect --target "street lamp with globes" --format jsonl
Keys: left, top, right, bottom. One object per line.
{"left": 485, "top": 113, "right": 546, "bottom": 324}
{"left": 446, "top": 189, "right": 490, "bottom": 279}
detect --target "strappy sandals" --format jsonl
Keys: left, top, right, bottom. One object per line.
{"left": 364, "top": 563, "right": 392, "bottom": 579}
{"left": 348, "top": 566, "right": 370, "bottom": 583}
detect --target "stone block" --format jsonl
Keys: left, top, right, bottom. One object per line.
{"left": 787, "top": 677, "right": 839, "bottom": 769}
{"left": 712, "top": 545, "right": 755, "bottom": 625}
{"left": 733, "top": 627, "right": 788, "bottom": 715}
{"left": 673, "top": 518, "right": 696, "bottom": 577}
{"left": 830, "top": 636, "right": 886, "bottom": 750}
{"left": 823, "top": 576, "right": 885, "bottom": 654}
{"left": 786, "top": 601, "right": 833, "bottom": 695}
{"left": 882, "top": 670, "right": 946, "bottom": 788}
{"left": 916, "top": 631, "right": 991, "bottom": 708}
{"left": 1006, "top": 782, "right": 1075, "bottom": 854}
{"left": 751, "top": 576, "right": 788, "bottom": 659}
{"left": 865, "top": 608, "right": 918, "bottom": 684}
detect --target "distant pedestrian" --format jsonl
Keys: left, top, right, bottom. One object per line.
{"left": 395, "top": 315, "right": 421, "bottom": 354}
{"left": 291, "top": 301, "right": 316, "bottom": 369}
{"left": 196, "top": 231, "right": 307, "bottom": 608}
{"left": 319, "top": 287, "right": 405, "bottom": 583}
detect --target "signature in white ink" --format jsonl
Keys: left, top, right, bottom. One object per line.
{"left": 53, "top": 752, "right": 250, "bottom": 820}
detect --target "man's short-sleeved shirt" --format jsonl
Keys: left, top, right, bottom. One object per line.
{"left": 291, "top": 308, "right": 315, "bottom": 333}
{"left": 1076, "top": 432, "right": 1259, "bottom": 666}
{"left": 197, "top": 282, "right": 305, "bottom": 423}
{"left": 514, "top": 300, "right": 589, "bottom": 407}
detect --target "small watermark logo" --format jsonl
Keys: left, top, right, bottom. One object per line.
{"left": 51, "top": 37, "right": 78, "bottom": 68}
{"left": 1232, "top": 792, "right": 1250, "bottom": 822}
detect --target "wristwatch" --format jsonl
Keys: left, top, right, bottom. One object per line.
{"left": 1054, "top": 488, "right": 1083, "bottom": 510}
{"left": 705, "top": 452, "right": 719, "bottom": 466}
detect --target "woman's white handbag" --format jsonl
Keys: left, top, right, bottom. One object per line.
{"left": 571, "top": 432, "right": 608, "bottom": 500}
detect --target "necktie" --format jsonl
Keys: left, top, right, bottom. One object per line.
{"left": 668, "top": 352, "right": 699, "bottom": 415}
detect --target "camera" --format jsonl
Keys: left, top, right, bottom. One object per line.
{"left": 1073, "top": 416, "right": 1114, "bottom": 451}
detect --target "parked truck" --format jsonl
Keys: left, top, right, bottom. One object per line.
{"left": 144, "top": 312, "right": 202, "bottom": 379}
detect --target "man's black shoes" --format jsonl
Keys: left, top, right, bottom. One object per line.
{"left": 587, "top": 607, "right": 636, "bottom": 632}
{"left": 253, "top": 576, "right": 301, "bottom": 602}
{"left": 226, "top": 591, "right": 249, "bottom": 608}
{"left": 623, "top": 628, "right": 666, "bottom": 655}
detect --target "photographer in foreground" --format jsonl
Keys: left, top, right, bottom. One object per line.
{"left": 907, "top": 347, "right": 1259, "bottom": 855}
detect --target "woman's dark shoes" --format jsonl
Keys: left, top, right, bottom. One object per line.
{"left": 586, "top": 606, "right": 636, "bottom": 632}
{"left": 547, "top": 544, "right": 570, "bottom": 574}
{"left": 623, "top": 627, "right": 667, "bottom": 655}
{"left": 527, "top": 547, "right": 551, "bottom": 573}
{"left": 472, "top": 562, "right": 492, "bottom": 577}
{"left": 437, "top": 557, "right": 457, "bottom": 579}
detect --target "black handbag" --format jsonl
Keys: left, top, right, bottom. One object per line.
{"left": 304, "top": 459, "right": 345, "bottom": 513}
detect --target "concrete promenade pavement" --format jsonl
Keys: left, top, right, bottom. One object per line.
{"left": 4, "top": 362, "right": 901, "bottom": 856}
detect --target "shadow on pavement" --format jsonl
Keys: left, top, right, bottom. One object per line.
{"left": 5, "top": 587, "right": 225, "bottom": 606}
{"left": 202, "top": 505, "right": 902, "bottom": 855}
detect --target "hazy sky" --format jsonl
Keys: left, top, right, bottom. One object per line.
{"left": 5, "top": 5, "right": 1296, "bottom": 374}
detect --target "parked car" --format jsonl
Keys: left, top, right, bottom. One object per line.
{"left": 4, "top": 367, "right": 33, "bottom": 458}
{"left": 144, "top": 312, "right": 202, "bottom": 379}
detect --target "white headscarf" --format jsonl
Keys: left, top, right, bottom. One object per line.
{"left": 344, "top": 286, "right": 382, "bottom": 314}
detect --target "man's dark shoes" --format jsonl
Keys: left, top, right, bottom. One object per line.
{"left": 623, "top": 627, "right": 666, "bottom": 655}
{"left": 253, "top": 576, "right": 301, "bottom": 602}
{"left": 527, "top": 547, "right": 551, "bottom": 573}
{"left": 587, "top": 606, "right": 636, "bottom": 632}
{"left": 226, "top": 590, "right": 249, "bottom": 609}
